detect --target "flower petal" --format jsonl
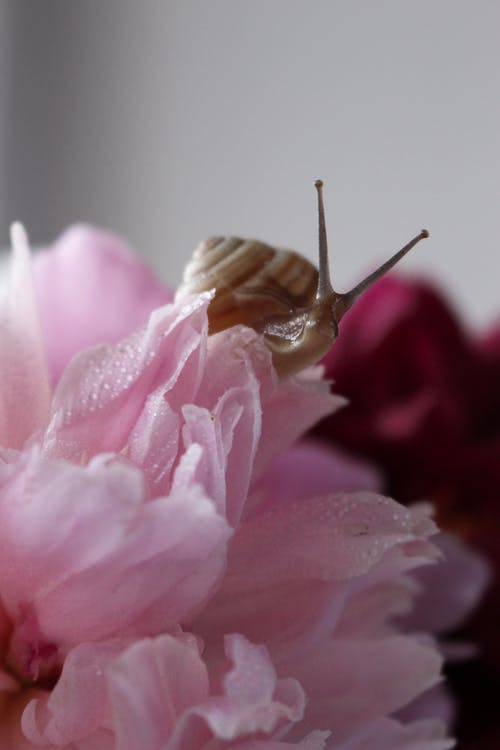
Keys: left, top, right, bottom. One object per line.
{"left": 230, "top": 734, "right": 330, "bottom": 750}
{"left": 22, "top": 641, "right": 122, "bottom": 745}
{"left": 255, "top": 365, "right": 344, "bottom": 477}
{"left": 107, "top": 634, "right": 305, "bottom": 750}
{"left": 286, "top": 635, "right": 443, "bottom": 734}
{"left": 108, "top": 634, "right": 209, "bottom": 750}
{"left": 209, "top": 634, "right": 305, "bottom": 738}
{"left": 0, "top": 451, "right": 230, "bottom": 647}
{"left": 0, "top": 225, "right": 51, "bottom": 449}
{"left": 399, "top": 532, "right": 491, "bottom": 635}
{"left": 33, "top": 224, "right": 172, "bottom": 382}
{"left": 247, "top": 440, "right": 382, "bottom": 517}
{"left": 333, "top": 717, "right": 453, "bottom": 750}
{"left": 195, "top": 495, "right": 438, "bottom": 648}
{"left": 43, "top": 294, "right": 211, "bottom": 462}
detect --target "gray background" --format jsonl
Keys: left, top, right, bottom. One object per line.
{"left": 1, "top": 1, "right": 499, "bottom": 325}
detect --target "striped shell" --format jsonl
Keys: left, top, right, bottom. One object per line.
{"left": 175, "top": 236, "right": 319, "bottom": 335}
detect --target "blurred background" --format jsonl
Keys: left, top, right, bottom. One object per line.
{"left": 0, "top": 0, "right": 499, "bottom": 323}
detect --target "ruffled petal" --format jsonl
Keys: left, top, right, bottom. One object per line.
{"left": 22, "top": 641, "right": 122, "bottom": 745}
{"left": 177, "top": 637, "right": 303, "bottom": 749}
{"left": 107, "top": 633, "right": 305, "bottom": 750}
{"left": 181, "top": 329, "right": 263, "bottom": 526}
{"left": 0, "top": 450, "right": 230, "bottom": 649}
{"left": 43, "top": 294, "right": 211, "bottom": 462}
{"left": 108, "top": 634, "right": 209, "bottom": 750}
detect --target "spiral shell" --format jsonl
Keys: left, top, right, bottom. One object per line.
{"left": 175, "top": 236, "right": 319, "bottom": 334}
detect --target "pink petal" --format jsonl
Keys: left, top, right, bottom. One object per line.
{"left": 397, "top": 683, "right": 455, "bottom": 734}
{"left": 226, "top": 492, "right": 426, "bottom": 585}
{"left": 255, "top": 365, "right": 344, "bottom": 477}
{"left": 185, "top": 327, "right": 266, "bottom": 525}
{"left": 107, "top": 633, "right": 305, "bottom": 750}
{"left": 167, "top": 634, "right": 305, "bottom": 750}
{"left": 0, "top": 225, "right": 51, "bottom": 449}
{"left": 196, "top": 496, "right": 438, "bottom": 648}
{"left": 288, "top": 635, "right": 443, "bottom": 734}
{"left": 22, "top": 641, "right": 122, "bottom": 745}
{"left": 108, "top": 634, "right": 209, "bottom": 750}
{"left": 43, "top": 294, "right": 211, "bottom": 462}
{"left": 0, "top": 690, "right": 49, "bottom": 750}
{"left": 127, "top": 393, "right": 180, "bottom": 497}
{"left": 399, "top": 532, "right": 491, "bottom": 634}
{"left": 247, "top": 440, "right": 382, "bottom": 517}
{"left": 0, "top": 451, "right": 230, "bottom": 647}
{"left": 33, "top": 224, "right": 171, "bottom": 383}
{"left": 231, "top": 734, "right": 331, "bottom": 750}
{"left": 181, "top": 376, "right": 261, "bottom": 526}
{"left": 333, "top": 717, "right": 453, "bottom": 750}
{"left": 191, "top": 326, "right": 341, "bottom": 524}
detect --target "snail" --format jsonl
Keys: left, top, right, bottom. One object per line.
{"left": 176, "top": 181, "right": 428, "bottom": 377}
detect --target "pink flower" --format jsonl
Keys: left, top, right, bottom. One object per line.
{"left": 0, "top": 224, "right": 459, "bottom": 748}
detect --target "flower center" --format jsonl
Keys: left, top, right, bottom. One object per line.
{"left": 4, "top": 604, "right": 61, "bottom": 691}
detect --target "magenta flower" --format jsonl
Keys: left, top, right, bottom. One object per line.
{"left": 0, "top": 224, "right": 468, "bottom": 748}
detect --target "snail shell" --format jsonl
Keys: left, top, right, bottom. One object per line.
{"left": 175, "top": 236, "right": 338, "bottom": 378}
{"left": 176, "top": 236, "right": 318, "bottom": 335}
{"left": 175, "top": 182, "right": 429, "bottom": 378}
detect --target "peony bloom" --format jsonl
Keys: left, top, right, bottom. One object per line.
{"left": 0, "top": 225, "right": 466, "bottom": 748}
{"left": 313, "top": 274, "right": 497, "bottom": 749}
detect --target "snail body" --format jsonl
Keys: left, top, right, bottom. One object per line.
{"left": 176, "top": 182, "right": 428, "bottom": 377}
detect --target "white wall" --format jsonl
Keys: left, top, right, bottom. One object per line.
{"left": 2, "top": 1, "right": 500, "bottom": 326}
